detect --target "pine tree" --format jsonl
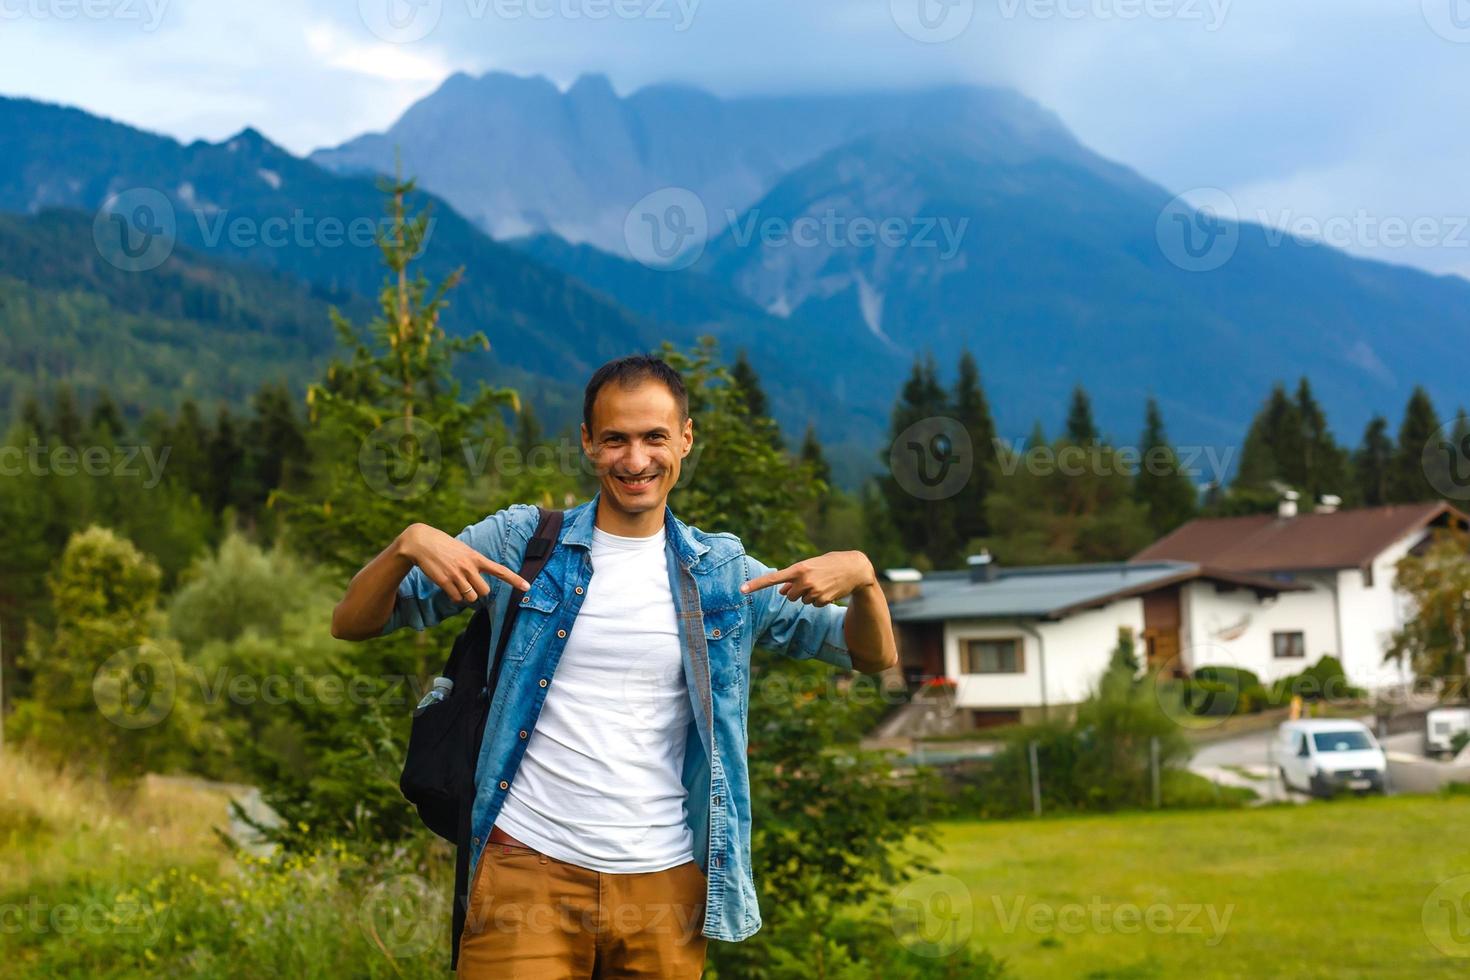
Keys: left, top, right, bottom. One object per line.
{"left": 256, "top": 175, "right": 522, "bottom": 851}
{"left": 1390, "top": 386, "right": 1443, "bottom": 502}
{"left": 207, "top": 404, "right": 246, "bottom": 516}
{"left": 52, "top": 383, "right": 83, "bottom": 447}
{"left": 1353, "top": 415, "right": 1393, "bottom": 507}
{"left": 730, "top": 349, "right": 783, "bottom": 450}
{"left": 19, "top": 392, "right": 47, "bottom": 441}
{"left": 1134, "top": 397, "right": 1197, "bottom": 536}
{"left": 1065, "top": 385, "right": 1099, "bottom": 446}
{"left": 1295, "top": 377, "right": 1347, "bottom": 502}
{"left": 879, "top": 354, "right": 959, "bottom": 567}
{"left": 166, "top": 398, "right": 210, "bottom": 501}
{"left": 1234, "top": 383, "right": 1303, "bottom": 492}
{"left": 952, "top": 350, "right": 997, "bottom": 546}
{"left": 799, "top": 424, "right": 831, "bottom": 486}
{"left": 242, "top": 379, "right": 311, "bottom": 524}
{"left": 88, "top": 388, "right": 125, "bottom": 443}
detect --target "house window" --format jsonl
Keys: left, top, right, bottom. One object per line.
{"left": 961, "top": 638, "right": 1024, "bottom": 674}
{"left": 1273, "top": 631, "right": 1306, "bottom": 659}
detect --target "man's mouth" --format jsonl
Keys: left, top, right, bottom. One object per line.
{"left": 615, "top": 473, "right": 658, "bottom": 491}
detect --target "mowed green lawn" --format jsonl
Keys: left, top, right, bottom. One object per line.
{"left": 915, "top": 795, "right": 1470, "bottom": 979}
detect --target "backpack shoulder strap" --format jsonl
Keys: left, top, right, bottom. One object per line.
{"left": 488, "top": 505, "right": 564, "bottom": 673}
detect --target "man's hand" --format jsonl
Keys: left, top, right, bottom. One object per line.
{"left": 740, "top": 550, "right": 877, "bottom": 606}
{"left": 741, "top": 550, "right": 896, "bottom": 674}
{"left": 399, "top": 523, "right": 531, "bottom": 605}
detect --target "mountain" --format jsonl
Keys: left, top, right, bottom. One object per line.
{"left": 699, "top": 124, "right": 1470, "bottom": 449}
{"left": 0, "top": 95, "right": 662, "bottom": 391}
{"left": 310, "top": 72, "right": 1067, "bottom": 254}
{"left": 0, "top": 208, "right": 355, "bottom": 421}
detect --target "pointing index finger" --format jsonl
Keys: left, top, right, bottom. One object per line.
{"left": 476, "top": 553, "right": 531, "bottom": 592}
{"left": 741, "top": 565, "right": 797, "bottom": 594}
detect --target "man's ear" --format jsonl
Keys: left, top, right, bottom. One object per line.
{"left": 681, "top": 417, "right": 694, "bottom": 458}
{"left": 580, "top": 422, "right": 593, "bottom": 457}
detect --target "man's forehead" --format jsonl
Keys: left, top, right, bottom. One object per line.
{"left": 589, "top": 384, "right": 684, "bottom": 433}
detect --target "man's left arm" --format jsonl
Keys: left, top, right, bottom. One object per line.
{"left": 741, "top": 550, "right": 898, "bottom": 675}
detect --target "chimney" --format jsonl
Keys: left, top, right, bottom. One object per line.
{"left": 881, "top": 568, "right": 923, "bottom": 604}
{"left": 1278, "top": 489, "right": 1299, "bottom": 519}
{"left": 1315, "top": 494, "right": 1341, "bottom": 515}
{"left": 967, "top": 550, "right": 999, "bottom": 583}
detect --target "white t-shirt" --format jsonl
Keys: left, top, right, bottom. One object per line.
{"left": 494, "top": 523, "right": 696, "bottom": 872}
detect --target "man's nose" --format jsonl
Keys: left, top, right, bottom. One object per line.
{"left": 625, "top": 443, "right": 652, "bottom": 473}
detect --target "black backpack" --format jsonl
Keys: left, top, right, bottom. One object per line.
{"left": 398, "top": 505, "right": 564, "bottom": 969}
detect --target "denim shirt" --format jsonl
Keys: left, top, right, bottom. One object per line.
{"left": 379, "top": 490, "right": 853, "bottom": 941}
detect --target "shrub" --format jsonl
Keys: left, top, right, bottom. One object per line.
{"left": 1266, "top": 655, "right": 1364, "bottom": 706}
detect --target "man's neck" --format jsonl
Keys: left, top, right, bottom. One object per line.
{"left": 594, "top": 495, "right": 666, "bottom": 537}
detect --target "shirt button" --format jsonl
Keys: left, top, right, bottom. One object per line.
{"left": 556, "top": 629, "right": 567, "bottom": 638}
{"left": 712, "top": 628, "right": 721, "bottom": 638}
{"left": 499, "top": 780, "right": 509, "bottom": 790}
{"left": 472, "top": 836, "right": 480, "bottom": 846}
{"left": 520, "top": 595, "right": 530, "bottom": 604}
{"left": 539, "top": 678, "right": 548, "bottom": 688}
{"left": 519, "top": 729, "right": 528, "bottom": 739}
{"left": 575, "top": 586, "right": 584, "bottom": 595}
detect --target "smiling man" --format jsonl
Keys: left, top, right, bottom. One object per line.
{"left": 331, "top": 354, "right": 897, "bottom": 978}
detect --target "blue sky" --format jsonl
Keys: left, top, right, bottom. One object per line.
{"left": 5, "top": 0, "right": 1470, "bottom": 277}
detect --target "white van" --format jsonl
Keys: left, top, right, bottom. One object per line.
{"left": 1424, "top": 707, "right": 1470, "bottom": 757}
{"left": 1275, "top": 719, "right": 1388, "bottom": 798}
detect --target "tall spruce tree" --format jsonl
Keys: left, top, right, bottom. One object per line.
{"left": 257, "top": 175, "right": 522, "bottom": 851}
{"left": 1134, "top": 397, "right": 1197, "bottom": 536}
{"left": 879, "top": 354, "right": 959, "bottom": 568}
{"left": 1295, "top": 378, "right": 1347, "bottom": 502}
{"left": 1235, "top": 383, "right": 1303, "bottom": 492}
{"left": 952, "top": 350, "right": 997, "bottom": 547}
{"left": 1391, "top": 386, "right": 1443, "bottom": 502}
{"left": 1353, "top": 415, "right": 1393, "bottom": 507}
{"left": 1065, "top": 385, "right": 1100, "bottom": 445}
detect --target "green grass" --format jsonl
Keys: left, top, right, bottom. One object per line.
{"left": 922, "top": 795, "right": 1470, "bottom": 978}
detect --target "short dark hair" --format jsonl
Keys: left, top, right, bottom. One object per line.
{"left": 582, "top": 354, "right": 689, "bottom": 433}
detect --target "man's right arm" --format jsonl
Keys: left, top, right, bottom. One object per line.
{"left": 330, "top": 516, "right": 533, "bottom": 642}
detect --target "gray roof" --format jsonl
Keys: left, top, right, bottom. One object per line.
{"left": 888, "top": 560, "right": 1304, "bottom": 623}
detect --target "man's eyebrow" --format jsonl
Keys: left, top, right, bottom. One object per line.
{"left": 598, "top": 426, "right": 671, "bottom": 439}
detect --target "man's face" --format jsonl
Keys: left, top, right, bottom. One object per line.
{"left": 581, "top": 380, "right": 693, "bottom": 518}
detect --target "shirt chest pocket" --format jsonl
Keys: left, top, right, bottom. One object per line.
{"left": 507, "top": 584, "right": 562, "bottom": 659}
{"left": 702, "top": 606, "right": 744, "bottom": 691}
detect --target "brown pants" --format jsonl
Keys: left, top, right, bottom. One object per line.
{"left": 458, "top": 839, "right": 709, "bottom": 979}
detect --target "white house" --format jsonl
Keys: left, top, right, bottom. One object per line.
{"left": 883, "top": 499, "right": 1467, "bottom": 728}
